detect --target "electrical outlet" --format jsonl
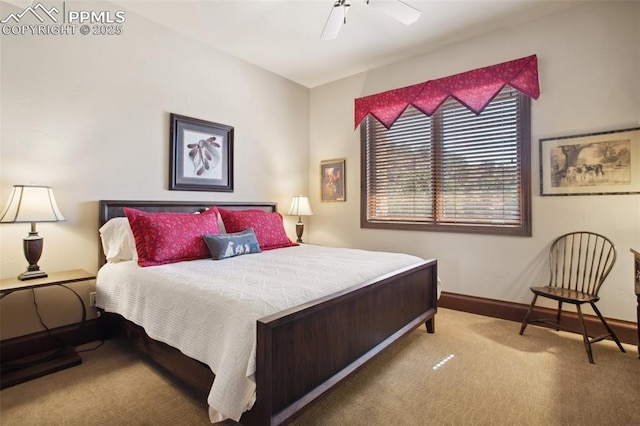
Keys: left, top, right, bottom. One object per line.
{"left": 89, "top": 292, "right": 97, "bottom": 307}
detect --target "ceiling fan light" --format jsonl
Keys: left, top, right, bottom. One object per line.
{"left": 321, "top": 0, "right": 418, "bottom": 40}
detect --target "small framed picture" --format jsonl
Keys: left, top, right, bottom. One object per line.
{"left": 170, "top": 113, "right": 234, "bottom": 192}
{"left": 320, "top": 159, "right": 346, "bottom": 202}
{"left": 540, "top": 127, "right": 639, "bottom": 196}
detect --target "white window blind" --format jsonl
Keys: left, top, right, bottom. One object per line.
{"left": 362, "top": 87, "right": 531, "bottom": 236}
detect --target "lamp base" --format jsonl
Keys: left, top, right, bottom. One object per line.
{"left": 20, "top": 228, "right": 47, "bottom": 281}
{"left": 18, "top": 270, "right": 48, "bottom": 281}
{"left": 295, "top": 221, "right": 305, "bottom": 243}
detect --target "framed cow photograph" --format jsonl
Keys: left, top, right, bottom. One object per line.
{"left": 540, "top": 127, "right": 640, "bottom": 196}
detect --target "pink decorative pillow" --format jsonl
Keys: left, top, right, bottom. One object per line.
{"left": 124, "top": 207, "right": 220, "bottom": 266}
{"left": 218, "top": 208, "right": 298, "bottom": 250}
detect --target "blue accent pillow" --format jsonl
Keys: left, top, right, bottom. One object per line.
{"left": 203, "top": 228, "right": 262, "bottom": 260}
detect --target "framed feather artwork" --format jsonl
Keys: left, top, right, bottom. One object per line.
{"left": 170, "top": 113, "right": 234, "bottom": 192}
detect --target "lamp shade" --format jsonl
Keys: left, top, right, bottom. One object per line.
{"left": 288, "top": 196, "right": 313, "bottom": 217}
{"left": 0, "top": 185, "right": 65, "bottom": 223}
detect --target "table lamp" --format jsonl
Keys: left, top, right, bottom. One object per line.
{"left": 288, "top": 195, "right": 313, "bottom": 243}
{"left": 0, "top": 185, "right": 65, "bottom": 280}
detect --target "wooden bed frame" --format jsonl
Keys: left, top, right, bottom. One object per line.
{"left": 98, "top": 200, "right": 438, "bottom": 425}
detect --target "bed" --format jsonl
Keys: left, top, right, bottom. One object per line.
{"left": 96, "top": 200, "right": 438, "bottom": 425}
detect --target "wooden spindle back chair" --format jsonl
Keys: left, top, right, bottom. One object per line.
{"left": 519, "top": 231, "right": 625, "bottom": 363}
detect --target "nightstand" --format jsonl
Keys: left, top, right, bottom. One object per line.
{"left": 0, "top": 269, "right": 96, "bottom": 389}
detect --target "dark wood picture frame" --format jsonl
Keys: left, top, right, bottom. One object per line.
{"left": 540, "top": 127, "right": 640, "bottom": 196}
{"left": 170, "top": 113, "right": 234, "bottom": 192}
{"left": 320, "top": 159, "right": 346, "bottom": 202}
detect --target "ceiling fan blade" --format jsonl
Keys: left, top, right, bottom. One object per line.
{"left": 321, "top": 2, "right": 345, "bottom": 40}
{"left": 369, "top": 0, "right": 421, "bottom": 25}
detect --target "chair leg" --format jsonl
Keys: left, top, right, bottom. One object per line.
{"left": 555, "top": 301, "right": 563, "bottom": 331}
{"left": 519, "top": 294, "right": 538, "bottom": 335}
{"left": 576, "top": 305, "right": 594, "bottom": 364}
{"left": 591, "top": 303, "right": 626, "bottom": 353}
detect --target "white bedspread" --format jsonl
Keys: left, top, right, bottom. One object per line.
{"left": 96, "top": 244, "right": 427, "bottom": 422}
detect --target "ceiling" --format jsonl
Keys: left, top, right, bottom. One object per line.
{"left": 114, "top": 1, "right": 580, "bottom": 88}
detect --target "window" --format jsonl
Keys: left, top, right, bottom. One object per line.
{"left": 361, "top": 87, "right": 531, "bottom": 236}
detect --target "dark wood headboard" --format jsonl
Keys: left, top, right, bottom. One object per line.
{"left": 98, "top": 200, "right": 278, "bottom": 266}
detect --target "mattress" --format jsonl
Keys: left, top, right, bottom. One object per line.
{"left": 96, "top": 244, "right": 428, "bottom": 422}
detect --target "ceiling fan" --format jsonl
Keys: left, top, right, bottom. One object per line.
{"left": 321, "top": 0, "right": 421, "bottom": 40}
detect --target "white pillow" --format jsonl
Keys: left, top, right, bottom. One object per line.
{"left": 99, "top": 217, "right": 137, "bottom": 263}
{"left": 217, "top": 212, "right": 227, "bottom": 234}
{"left": 197, "top": 208, "right": 227, "bottom": 233}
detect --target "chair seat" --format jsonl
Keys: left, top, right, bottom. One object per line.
{"left": 530, "top": 286, "right": 599, "bottom": 304}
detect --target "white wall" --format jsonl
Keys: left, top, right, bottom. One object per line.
{"left": 0, "top": 1, "right": 309, "bottom": 337}
{"left": 309, "top": 1, "right": 640, "bottom": 322}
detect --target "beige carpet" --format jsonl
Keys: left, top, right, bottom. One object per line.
{"left": 1, "top": 308, "right": 638, "bottom": 426}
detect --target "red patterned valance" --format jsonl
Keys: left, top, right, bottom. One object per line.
{"left": 355, "top": 55, "right": 540, "bottom": 129}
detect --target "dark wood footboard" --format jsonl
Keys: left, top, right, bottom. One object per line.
{"left": 249, "top": 259, "right": 437, "bottom": 425}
